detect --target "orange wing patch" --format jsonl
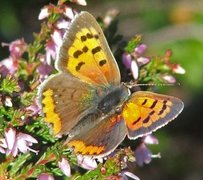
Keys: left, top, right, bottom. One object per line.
{"left": 42, "top": 89, "right": 62, "bottom": 135}
{"left": 67, "top": 140, "right": 105, "bottom": 155}
{"left": 122, "top": 92, "right": 173, "bottom": 131}
{"left": 67, "top": 27, "right": 111, "bottom": 85}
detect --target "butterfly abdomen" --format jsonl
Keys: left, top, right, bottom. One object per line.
{"left": 97, "top": 85, "right": 129, "bottom": 114}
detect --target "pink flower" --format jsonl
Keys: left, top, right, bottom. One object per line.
{"left": 135, "top": 143, "right": 152, "bottom": 166}
{"left": 131, "top": 60, "right": 139, "bottom": 80}
{"left": 58, "top": 158, "right": 71, "bottom": 177}
{"left": 137, "top": 57, "right": 150, "bottom": 66}
{"left": 162, "top": 74, "right": 176, "bottom": 84}
{"left": 72, "top": 0, "right": 87, "bottom": 6}
{"left": 171, "top": 64, "right": 185, "bottom": 74}
{"left": 143, "top": 135, "right": 159, "bottom": 145}
{"left": 26, "top": 100, "right": 40, "bottom": 116}
{"left": 37, "top": 173, "right": 54, "bottom": 180}
{"left": 37, "top": 55, "right": 53, "bottom": 82}
{"left": 0, "top": 39, "right": 27, "bottom": 75}
{"left": 0, "top": 128, "right": 38, "bottom": 157}
{"left": 45, "top": 30, "right": 63, "bottom": 65}
{"left": 122, "top": 53, "right": 132, "bottom": 69}
{"left": 122, "top": 53, "right": 139, "bottom": 80}
{"left": 38, "top": 7, "right": 50, "bottom": 20}
{"left": 2, "top": 39, "right": 27, "bottom": 58}
{"left": 134, "top": 44, "right": 147, "bottom": 55}
{"left": 77, "top": 155, "right": 97, "bottom": 170}
{"left": 56, "top": 19, "right": 70, "bottom": 29}
{"left": 0, "top": 57, "right": 18, "bottom": 75}
{"left": 64, "top": 7, "right": 74, "bottom": 19}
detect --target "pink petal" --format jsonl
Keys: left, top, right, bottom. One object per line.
{"left": 0, "top": 57, "right": 17, "bottom": 74}
{"left": 122, "top": 53, "right": 132, "bottom": 69}
{"left": 131, "top": 60, "right": 139, "bottom": 80}
{"left": 38, "top": 7, "right": 49, "bottom": 20}
{"left": 11, "top": 143, "right": 18, "bottom": 157}
{"left": 17, "top": 133, "right": 38, "bottom": 144}
{"left": 135, "top": 143, "right": 152, "bottom": 166}
{"left": 137, "top": 57, "right": 150, "bottom": 65}
{"left": 9, "top": 39, "right": 27, "bottom": 58}
{"left": 77, "top": 155, "right": 97, "bottom": 170}
{"left": 64, "top": 7, "right": 74, "bottom": 19}
{"left": 58, "top": 158, "right": 71, "bottom": 177}
{"left": 51, "top": 30, "right": 63, "bottom": 48}
{"left": 56, "top": 19, "right": 70, "bottom": 29}
{"left": 172, "top": 64, "right": 185, "bottom": 74}
{"left": 0, "top": 147, "right": 5, "bottom": 154}
{"left": 37, "top": 173, "right": 54, "bottom": 180}
{"left": 5, "top": 128, "right": 16, "bottom": 151}
{"left": 143, "top": 135, "right": 159, "bottom": 145}
{"left": 16, "top": 138, "right": 29, "bottom": 153}
{"left": 162, "top": 75, "right": 176, "bottom": 84}
{"left": 75, "top": 0, "right": 87, "bottom": 6}
{"left": 135, "top": 44, "right": 147, "bottom": 55}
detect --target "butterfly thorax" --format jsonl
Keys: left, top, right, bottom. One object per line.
{"left": 97, "top": 84, "right": 130, "bottom": 114}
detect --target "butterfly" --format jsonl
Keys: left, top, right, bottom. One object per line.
{"left": 38, "top": 11, "right": 184, "bottom": 157}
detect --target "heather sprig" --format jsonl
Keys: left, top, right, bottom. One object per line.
{"left": 0, "top": 0, "right": 185, "bottom": 179}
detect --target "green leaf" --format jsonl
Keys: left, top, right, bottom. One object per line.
{"left": 124, "top": 35, "right": 142, "bottom": 53}
{"left": 0, "top": 76, "right": 20, "bottom": 94}
{"left": 9, "top": 153, "right": 31, "bottom": 178}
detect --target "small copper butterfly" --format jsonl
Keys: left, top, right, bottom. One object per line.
{"left": 38, "top": 12, "right": 184, "bottom": 157}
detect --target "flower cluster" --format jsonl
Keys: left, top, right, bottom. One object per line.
{"left": 0, "top": 128, "right": 38, "bottom": 157}
{"left": 0, "top": 0, "right": 185, "bottom": 179}
{"left": 122, "top": 38, "right": 185, "bottom": 84}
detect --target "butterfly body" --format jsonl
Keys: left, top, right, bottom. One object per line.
{"left": 38, "top": 11, "right": 184, "bottom": 157}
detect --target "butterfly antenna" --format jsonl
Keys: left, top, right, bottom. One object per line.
{"left": 124, "top": 81, "right": 180, "bottom": 89}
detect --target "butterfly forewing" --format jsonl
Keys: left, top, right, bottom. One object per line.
{"left": 39, "top": 73, "right": 97, "bottom": 136}
{"left": 122, "top": 91, "right": 184, "bottom": 139}
{"left": 57, "top": 12, "right": 121, "bottom": 86}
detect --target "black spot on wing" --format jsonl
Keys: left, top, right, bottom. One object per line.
{"left": 81, "top": 35, "right": 87, "bottom": 41}
{"left": 76, "top": 62, "right": 85, "bottom": 71}
{"left": 142, "top": 99, "right": 147, "bottom": 105}
{"left": 82, "top": 46, "right": 88, "bottom": 52}
{"left": 92, "top": 46, "right": 101, "bottom": 55}
{"left": 73, "top": 50, "right": 83, "bottom": 58}
{"left": 87, "top": 33, "right": 93, "bottom": 39}
{"left": 150, "top": 100, "right": 158, "bottom": 109}
{"left": 132, "top": 117, "right": 141, "bottom": 125}
{"left": 158, "top": 104, "right": 167, "bottom": 115}
{"left": 99, "top": 59, "right": 106, "bottom": 66}
{"left": 143, "top": 116, "right": 150, "bottom": 124}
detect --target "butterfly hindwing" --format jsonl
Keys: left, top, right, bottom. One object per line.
{"left": 122, "top": 91, "right": 184, "bottom": 139}
{"left": 66, "top": 114, "right": 126, "bottom": 157}
{"left": 57, "top": 11, "right": 121, "bottom": 86}
{"left": 38, "top": 73, "right": 97, "bottom": 136}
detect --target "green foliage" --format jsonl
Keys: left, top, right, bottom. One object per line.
{"left": 124, "top": 35, "right": 142, "bottom": 53}
{"left": 0, "top": 76, "right": 20, "bottom": 94}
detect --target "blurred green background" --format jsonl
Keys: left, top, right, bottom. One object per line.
{"left": 0, "top": 0, "right": 203, "bottom": 179}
